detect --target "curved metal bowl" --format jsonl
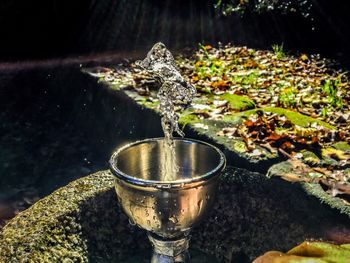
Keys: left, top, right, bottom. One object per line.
{"left": 109, "top": 138, "right": 226, "bottom": 238}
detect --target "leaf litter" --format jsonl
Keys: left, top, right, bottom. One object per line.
{"left": 86, "top": 43, "right": 350, "bottom": 203}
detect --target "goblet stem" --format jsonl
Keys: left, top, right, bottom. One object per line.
{"left": 148, "top": 233, "right": 190, "bottom": 263}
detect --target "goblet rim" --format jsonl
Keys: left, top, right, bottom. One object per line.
{"left": 109, "top": 137, "right": 226, "bottom": 188}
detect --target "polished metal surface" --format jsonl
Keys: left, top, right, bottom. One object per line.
{"left": 110, "top": 137, "right": 225, "bottom": 186}
{"left": 109, "top": 138, "right": 226, "bottom": 262}
{"left": 148, "top": 234, "right": 190, "bottom": 263}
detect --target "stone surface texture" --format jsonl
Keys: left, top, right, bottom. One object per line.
{"left": 1, "top": 167, "right": 349, "bottom": 262}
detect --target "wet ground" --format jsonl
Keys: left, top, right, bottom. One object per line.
{"left": 0, "top": 64, "right": 162, "bottom": 227}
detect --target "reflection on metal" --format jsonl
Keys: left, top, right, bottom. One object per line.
{"left": 110, "top": 138, "right": 226, "bottom": 262}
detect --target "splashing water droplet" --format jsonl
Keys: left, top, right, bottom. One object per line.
{"left": 197, "top": 199, "right": 204, "bottom": 214}
{"left": 129, "top": 219, "right": 136, "bottom": 226}
{"left": 169, "top": 215, "right": 179, "bottom": 224}
{"left": 136, "top": 42, "right": 196, "bottom": 181}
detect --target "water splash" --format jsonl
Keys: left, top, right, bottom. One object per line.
{"left": 136, "top": 43, "right": 196, "bottom": 181}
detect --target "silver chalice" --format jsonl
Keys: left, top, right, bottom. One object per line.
{"left": 109, "top": 138, "right": 226, "bottom": 262}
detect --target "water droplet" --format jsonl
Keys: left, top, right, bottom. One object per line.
{"left": 158, "top": 211, "right": 162, "bottom": 215}
{"left": 147, "top": 220, "right": 151, "bottom": 226}
{"left": 169, "top": 215, "right": 178, "bottom": 224}
{"left": 197, "top": 199, "right": 203, "bottom": 213}
{"left": 129, "top": 219, "right": 136, "bottom": 226}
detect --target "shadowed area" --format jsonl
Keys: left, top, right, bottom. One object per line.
{"left": 0, "top": 66, "right": 162, "bottom": 227}
{"left": 0, "top": 0, "right": 350, "bottom": 65}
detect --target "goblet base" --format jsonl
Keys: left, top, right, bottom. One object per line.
{"left": 119, "top": 249, "right": 220, "bottom": 263}
{"left": 148, "top": 233, "right": 190, "bottom": 263}
{"left": 147, "top": 233, "right": 220, "bottom": 263}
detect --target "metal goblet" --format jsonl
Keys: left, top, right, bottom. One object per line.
{"left": 109, "top": 138, "right": 226, "bottom": 263}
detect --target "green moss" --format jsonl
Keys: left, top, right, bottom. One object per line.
{"left": 179, "top": 110, "right": 200, "bottom": 126}
{"left": 218, "top": 93, "right": 256, "bottom": 111}
{"left": 268, "top": 161, "right": 350, "bottom": 217}
{"left": 301, "top": 150, "right": 321, "bottom": 165}
{"left": 233, "top": 140, "right": 248, "bottom": 153}
{"left": 139, "top": 100, "right": 160, "bottom": 109}
{"left": 267, "top": 161, "right": 294, "bottom": 179}
{"left": 332, "top": 141, "right": 350, "bottom": 153}
{"left": 238, "top": 107, "right": 335, "bottom": 129}
{"left": 0, "top": 171, "right": 116, "bottom": 262}
{"left": 303, "top": 183, "right": 350, "bottom": 216}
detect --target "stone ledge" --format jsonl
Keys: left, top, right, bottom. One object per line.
{"left": 268, "top": 160, "right": 350, "bottom": 218}
{"left": 1, "top": 167, "right": 349, "bottom": 262}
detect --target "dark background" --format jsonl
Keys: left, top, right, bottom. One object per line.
{"left": 0, "top": 0, "right": 349, "bottom": 63}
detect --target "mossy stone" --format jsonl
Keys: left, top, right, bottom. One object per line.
{"left": 268, "top": 161, "right": 350, "bottom": 217}
{"left": 218, "top": 93, "right": 256, "bottom": 111}
{"left": 332, "top": 141, "right": 350, "bottom": 153}
{"left": 236, "top": 107, "right": 335, "bottom": 129}
{"left": 1, "top": 167, "right": 349, "bottom": 262}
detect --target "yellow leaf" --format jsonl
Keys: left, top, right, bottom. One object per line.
{"left": 322, "top": 148, "right": 350, "bottom": 160}
{"left": 300, "top": 54, "right": 309, "bottom": 62}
